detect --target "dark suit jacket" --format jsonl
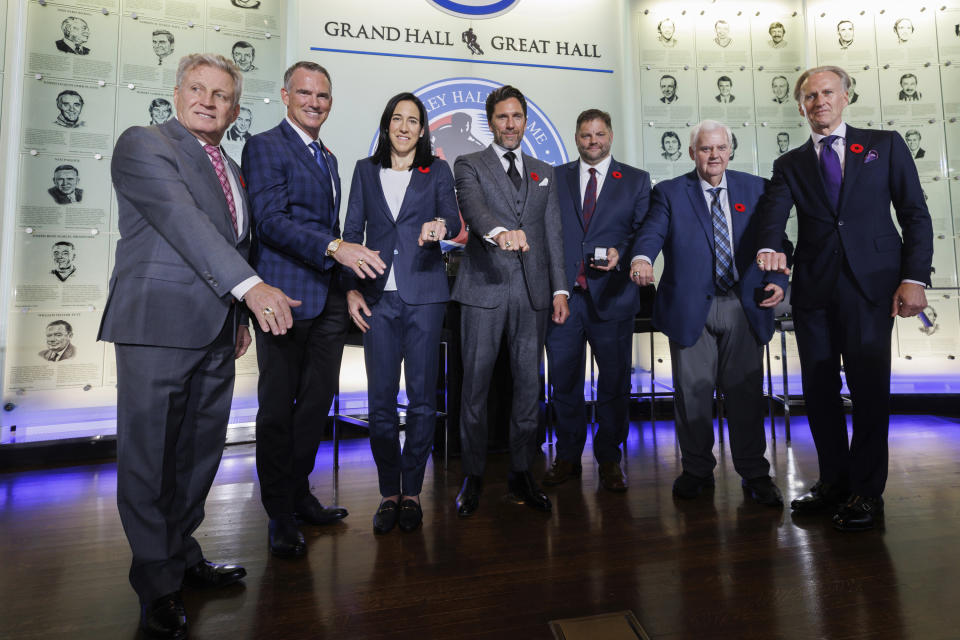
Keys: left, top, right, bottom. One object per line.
{"left": 633, "top": 170, "right": 789, "bottom": 347}
{"left": 39, "top": 344, "right": 76, "bottom": 361}
{"left": 342, "top": 158, "right": 461, "bottom": 306}
{"left": 556, "top": 158, "right": 650, "bottom": 320}
{"left": 242, "top": 120, "right": 341, "bottom": 320}
{"left": 99, "top": 119, "right": 255, "bottom": 348}
{"left": 48, "top": 187, "right": 83, "bottom": 204}
{"left": 756, "top": 124, "right": 933, "bottom": 308}
{"left": 56, "top": 39, "right": 89, "bottom": 55}
{"left": 451, "top": 146, "right": 565, "bottom": 311}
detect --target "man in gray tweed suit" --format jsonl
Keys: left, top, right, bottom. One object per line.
{"left": 452, "top": 85, "right": 569, "bottom": 517}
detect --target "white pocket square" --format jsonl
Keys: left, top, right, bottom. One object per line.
{"left": 538, "top": 178, "right": 549, "bottom": 187}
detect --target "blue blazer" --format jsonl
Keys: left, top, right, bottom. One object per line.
{"left": 557, "top": 158, "right": 651, "bottom": 321}
{"left": 633, "top": 169, "right": 790, "bottom": 347}
{"left": 757, "top": 125, "right": 933, "bottom": 308}
{"left": 342, "top": 158, "right": 461, "bottom": 305}
{"left": 242, "top": 119, "right": 342, "bottom": 320}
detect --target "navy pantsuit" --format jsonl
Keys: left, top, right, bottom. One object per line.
{"left": 756, "top": 124, "right": 933, "bottom": 496}
{"left": 342, "top": 158, "right": 461, "bottom": 496}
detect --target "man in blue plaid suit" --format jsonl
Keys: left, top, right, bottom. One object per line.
{"left": 242, "top": 61, "right": 385, "bottom": 558}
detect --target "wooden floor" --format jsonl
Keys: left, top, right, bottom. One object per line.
{"left": 2, "top": 414, "right": 960, "bottom": 639}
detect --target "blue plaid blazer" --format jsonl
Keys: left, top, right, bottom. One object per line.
{"left": 242, "top": 119, "right": 342, "bottom": 320}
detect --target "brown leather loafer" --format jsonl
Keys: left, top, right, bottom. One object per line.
{"left": 598, "top": 461, "right": 628, "bottom": 493}
{"left": 542, "top": 458, "right": 583, "bottom": 486}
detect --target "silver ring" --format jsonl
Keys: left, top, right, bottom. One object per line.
{"left": 757, "top": 258, "right": 765, "bottom": 267}
{"left": 505, "top": 240, "right": 512, "bottom": 247}
{"left": 262, "top": 307, "right": 274, "bottom": 316}
{"left": 632, "top": 271, "right": 640, "bottom": 277}
{"left": 429, "top": 230, "right": 436, "bottom": 238}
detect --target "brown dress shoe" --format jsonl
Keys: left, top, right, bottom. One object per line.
{"left": 542, "top": 459, "right": 582, "bottom": 486}
{"left": 598, "top": 461, "right": 628, "bottom": 492}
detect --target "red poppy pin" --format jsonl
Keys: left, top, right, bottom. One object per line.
{"left": 530, "top": 171, "right": 540, "bottom": 181}
{"left": 734, "top": 203, "right": 746, "bottom": 212}
{"left": 850, "top": 143, "right": 864, "bottom": 154}
{"left": 611, "top": 171, "right": 623, "bottom": 179}
{"left": 238, "top": 173, "right": 246, "bottom": 189}
{"left": 418, "top": 166, "right": 430, "bottom": 173}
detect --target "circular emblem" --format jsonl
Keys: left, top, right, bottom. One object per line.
{"left": 734, "top": 203, "right": 746, "bottom": 212}
{"left": 530, "top": 172, "right": 540, "bottom": 181}
{"left": 418, "top": 166, "right": 431, "bottom": 173}
{"left": 611, "top": 171, "right": 622, "bottom": 179}
{"left": 426, "top": 0, "right": 521, "bottom": 19}
{"left": 850, "top": 143, "right": 864, "bottom": 154}
{"left": 368, "top": 77, "right": 567, "bottom": 172}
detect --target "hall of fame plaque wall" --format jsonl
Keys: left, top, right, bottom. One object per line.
{"left": 633, "top": 0, "right": 960, "bottom": 369}
{"left": 3, "top": 0, "right": 286, "bottom": 395}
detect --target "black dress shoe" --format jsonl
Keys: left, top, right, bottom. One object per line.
{"left": 508, "top": 470, "right": 552, "bottom": 512}
{"left": 268, "top": 516, "right": 306, "bottom": 558}
{"left": 397, "top": 499, "right": 423, "bottom": 532}
{"left": 373, "top": 499, "right": 399, "bottom": 534}
{"left": 183, "top": 558, "right": 247, "bottom": 589}
{"left": 140, "top": 592, "right": 187, "bottom": 639}
{"left": 832, "top": 495, "right": 884, "bottom": 531}
{"left": 742, "top": 476, "right": 784, "bottom": 507}
{"left": 672, "top": 471, "right": 715, "bottom": 499}
{"left": 456, "top": 475, "right": 483, "bottom": 518}
{"left": 790, "top": 480, "right": 850, "bottom": 513}
{"left": 542, "top": 458, "right": 582, "bottom": 486}
{"left": 598, "top": 461, "right": 628, "bottom": 493}
{"left": 295, "top": 494, "right": 349, "bottom": 525}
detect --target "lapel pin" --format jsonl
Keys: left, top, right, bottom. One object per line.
{"left": 529, "top": 171, "right": 540, "bottom": 181}
{"left": 418, "top": 166, "right": 430, "bottom": 173}
{"left": 734, "top": 203, "right": 746, "bottom": 212}
{"left": 611, "top": 171, "right": 622, "bottom": 179}
{"left": 850, "top": 143, "right": 864, "bottom": 153}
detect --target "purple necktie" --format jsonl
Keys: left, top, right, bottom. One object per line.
{"left": 819, "top": 135, "right": 842, "bottom": 209}
{"left": 576, "top": 168, "right": 598, "bottom": 289}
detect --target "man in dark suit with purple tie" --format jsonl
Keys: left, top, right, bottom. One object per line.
{"left": 756, "top": 65, "right": 933, "bottom": 531}
{"left": 242, "top": 61, "right": 385, "bottom": 558}
{"left": 542, "top": 109, "right": 650, "bottom": 492}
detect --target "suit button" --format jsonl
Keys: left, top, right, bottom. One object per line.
{"left": 394, "top": 249, "right": 399, "bottom": 255}
{"left": 706, "top": 294, "right": 713, "bottom": 300}
{"left": 837, "top": 221, "right": 844, "bottom": 227}
{"left": 833, "top": 250, "right": 839, "bottom": 255}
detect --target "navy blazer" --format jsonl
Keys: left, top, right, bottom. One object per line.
{"left": 756, "top": 125, "right": 933, "bottom": 308}
{"left": 557, "top": 157, "right": 651, "bottom": 321}
{"left": 242, "top": 119, "right": 342, "bottom": 320}
{"left": 341, "top": 158, "right": 461, "bottom": 305}
{"left": 633, "top": 170, "right": 790, "bottom": 347}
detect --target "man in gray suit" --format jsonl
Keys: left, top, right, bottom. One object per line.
{"left": 452, "top": 85, "right": 569, "bottom": 517}
{"left": 99, "top": 53, "right": 298, "bottom": 639}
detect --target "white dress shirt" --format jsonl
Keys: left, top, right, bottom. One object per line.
{"left": 379, "top": 167, "right": 413, "bottom": 292}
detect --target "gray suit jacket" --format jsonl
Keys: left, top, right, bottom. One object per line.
{"left": 99, "top": 118, "right": 257, "bottom": 348}
{"left": 451, "top": 146, "right": 565, "bottom": 310}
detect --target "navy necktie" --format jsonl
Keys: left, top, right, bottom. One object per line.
{"left": 708, "top": 187, "right": 735, "bottom": 294}
{"left": 819, "top": 135, "right": 842, "bottom": 208}
{"left": 309, "top": 141, "right": 333, "bottom": 206}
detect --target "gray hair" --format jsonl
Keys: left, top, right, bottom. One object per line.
{"left": 793, "top": 65, "right": 851, "bottom": 103}
{"left": 175, "top": 54, "right": 243, "bottom": 107}
{"left": 283, "top": 61, "right": 332, "bottom": 93}
{"left": 689, "top": 120, "right": 733, "bottom": 150}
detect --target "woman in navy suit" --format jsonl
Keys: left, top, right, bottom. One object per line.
{"left": 343, "top": 93, "right": 461, "bottom": 534}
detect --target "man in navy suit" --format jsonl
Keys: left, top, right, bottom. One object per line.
{"left": 242, "top": 61, "right": 385, "bottom": 557}
{"left": 756, "top": 65, "right": 933, "bottom": 531}
{"left": 542, "top": 109, "right": 650, "bottom": 492}
{"left": 632, "top": 120, "right": 789, "bottom": 507}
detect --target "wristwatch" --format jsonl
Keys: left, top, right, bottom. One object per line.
{"left": 326, "top": 238, "right": 342, "bottom": 257}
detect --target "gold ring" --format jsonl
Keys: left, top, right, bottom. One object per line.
{"left": 757, "top": 258, "right": 764, "bottom": 266}
{"left": 262, "top": 307, "right": 274, "bottom": 316}
{"left": 632, "top": 271, "right": 640, "bottom": 277}
{"left": 357, "top": 259, "right": 365, "bottom": 266}
{"left": 429, "top": 230, "right": 436, "bottom": 238}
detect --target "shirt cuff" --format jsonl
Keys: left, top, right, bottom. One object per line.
{"left": 231, "top": 276, "right": 263, "bottom": 301}
{"left": 553, "top": 290, "right": 570, "bottom": 298}
{"left": 631, "top": 255, "right": 652, "bottom": 265}
{"left": 757, "top": 248, "right": 775, "bottom": 254}
{"left": 484, "top": 226, "right": 509, "bottom": 245}
{"left": 902, "top": 279, "right": 926, "bottom": 286}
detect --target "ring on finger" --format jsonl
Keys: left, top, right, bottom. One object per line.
{"left": 757, "top": 258, "right": 764, "bottom": 266}
{"left": 357, "top": 258, "right": 365, "bottom": 266}
{"left": 505, "top": 240, "right": 512, "bottom": 248}
{"left": 429, "top": 230, "right": 436, "bottom": 238}
{"left": 632, "top": 271, "right": 640, "bottom": 277}
{"left": 262, "top": 307, "right": 274, "bottom": 316}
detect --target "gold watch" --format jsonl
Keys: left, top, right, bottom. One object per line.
{"left": 326, "top": 238, "right": 343, "bottom": 257}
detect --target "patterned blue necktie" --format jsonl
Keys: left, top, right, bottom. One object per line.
{"left": 708, "top": 187, "right": 735, "bottom": 293}
{"left": 819, "top": 134, "right": 842, "bottom": 208}
{"left": 309, "top": 141, "right": 332, "bottom": 182}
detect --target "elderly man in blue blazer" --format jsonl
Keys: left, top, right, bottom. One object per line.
{"left": 242, "top": 61, "right": 385, "bottom": 558}
{"left": 542, "top": 108, "right": 650, "bottom": 492}
{"left": 631, "top": 119, "right": 789, "bottom": 507}
{"left": 100, "top": 53, "right": 298, "bottom": 638}
{"left": 756, "top": 66, "right": 933, "bottom": 531}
